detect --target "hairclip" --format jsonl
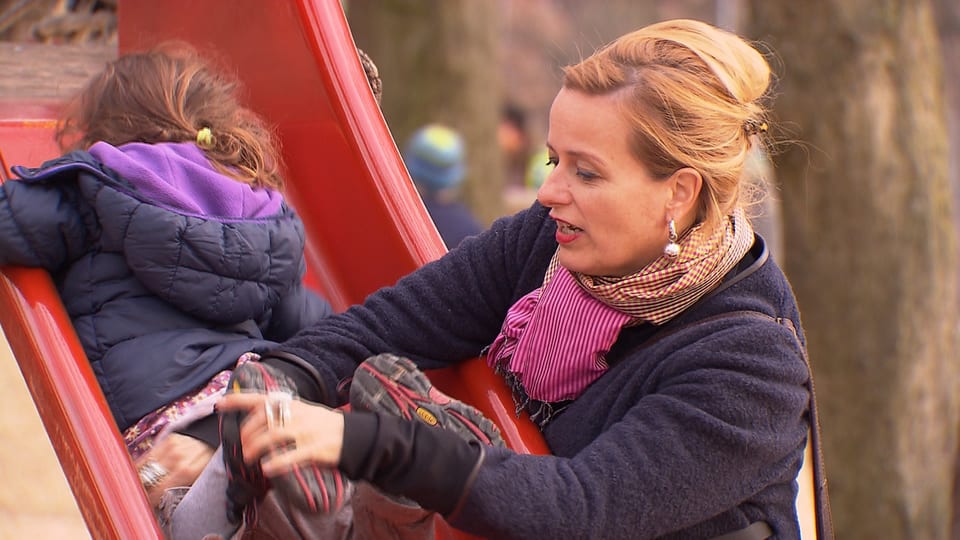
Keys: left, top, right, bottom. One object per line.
{"left": 744, "top": 119, "right": 768, "bottom": 137}
{"left": 196, "top": 127, "right": 214, "bottom": 148}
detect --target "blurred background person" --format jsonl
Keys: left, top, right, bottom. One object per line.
{"left": 500, "top": 103, "right": 539, "bottom": 215}
{"left": 404, "top": 124, "right": 484, "bottom": 249}
{"left": 525, "top": 147, "right": 551, "bottom": 193}
{"left": 498, "top": 103, "right": 531, "bottom": 189}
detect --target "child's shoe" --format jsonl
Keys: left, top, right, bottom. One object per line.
{"left": 349, "top": 354, "right": 506, "bottom": 448}
{"left": 220, "top": 360, "right": 347, "bottom": 522}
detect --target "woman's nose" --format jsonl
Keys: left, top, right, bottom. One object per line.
{"left": 536, "top": 168, "right": 568, "bottom": 207}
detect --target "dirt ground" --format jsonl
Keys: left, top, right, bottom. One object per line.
{"left": 0, "top": 329, "right": 90, "bottom": 539}
{"left": 0, "top": 41, "right": 115, "bottom": 540}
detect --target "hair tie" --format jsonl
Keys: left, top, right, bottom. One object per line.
{"left": 196, "top": 127, "right": 214, "bottom": 148}
{"left": 744, "top": 119, "right": 768, "bottom": 137}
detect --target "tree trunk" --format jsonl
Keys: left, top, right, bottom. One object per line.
{"left": 747, "top": 1, "right": 960, "bottom": 539}
{"left": 931, "top": 0, "right": 960, "bottom": 535}
{"left": 346, "top": 0, "right": 504, "bottom": 224}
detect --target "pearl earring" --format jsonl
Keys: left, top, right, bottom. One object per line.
{"left": 664, "top": 219, "right": 680, "bottom": 259}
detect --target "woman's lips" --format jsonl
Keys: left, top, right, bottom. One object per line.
{"left": 553, "top": 218, "right": 582, "bottom": 244}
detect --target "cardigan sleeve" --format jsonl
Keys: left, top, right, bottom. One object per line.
{"left": 339, "top": 410, "right": 483, "bottom": 516}
{"left": 275, "top": 203, "right": 557, "bottom": 405}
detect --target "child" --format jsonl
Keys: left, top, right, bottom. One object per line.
{"left": 0, "top": 42, "right": 334, "bottom": 537}
{"left": 403, "top": 124, "right": 483, "bottom": 249}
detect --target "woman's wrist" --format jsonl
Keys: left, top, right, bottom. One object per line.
{"left": 340, "top": 410, "right": 482, "bottom": 515}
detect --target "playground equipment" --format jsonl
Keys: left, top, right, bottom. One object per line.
{"left": 0, "top": 1, "right": 545, "bottom": 538}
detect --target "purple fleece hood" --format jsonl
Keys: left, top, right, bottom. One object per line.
{"left": 88, "top": 141, "right": 282, "bottom": 219}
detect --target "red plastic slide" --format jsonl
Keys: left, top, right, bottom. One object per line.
{"left": 0, "top": 1, "right": 546, "bottom": 538}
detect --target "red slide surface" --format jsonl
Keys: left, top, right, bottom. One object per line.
{"left": 0, "top": 1, "right": 546, "bottom": 538}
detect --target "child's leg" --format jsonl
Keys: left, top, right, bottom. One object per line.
{"left": 233, "top": 484, "right": 357, "bottom": 540}
{"left": 220, "top": 360, "right": 348, "bottom": 518}
{"left": 167, "top": 446, "right": 239, "bottom": 540}
{"left": 234, "top": 481, "right": 436, "bottom": 540}
{"left": 171, "top": 445, "right": 356, "bottom": 540}
{"left": 217, "top": 354, "right": 487, "bottom": 540}
{"left": 350, "top": 482, "right": 437, "bottom": 540}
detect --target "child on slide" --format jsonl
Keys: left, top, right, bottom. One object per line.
{"left": 0, "top": 42, "right": 334, "bottom": 537}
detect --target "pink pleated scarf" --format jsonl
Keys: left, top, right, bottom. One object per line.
{"left": 486, "top": 266, "right": 632, "bottom": 402}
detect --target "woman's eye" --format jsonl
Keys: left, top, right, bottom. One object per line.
{"left": 576, "top": 168, "right": 598, "bottom": 180}
{"left": 545, "top": 155, "right": 597, "bottom": 180}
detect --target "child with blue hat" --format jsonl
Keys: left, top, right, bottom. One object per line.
{"left": 404, "top": 124, "right": 483, "bottom": 248}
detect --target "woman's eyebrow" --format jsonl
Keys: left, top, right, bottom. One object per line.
{"left": 545, "top": 143, "right": 605, "bottom": 164}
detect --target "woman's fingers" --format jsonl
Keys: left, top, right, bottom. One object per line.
{"left": 259, "top": 443, "right": 306, "bottom": 476}
{"left": 217, "top": 391, "right": 271, "bottom": 413}
{"left": 215, "top": 392, "right": 345, "bottom": 469}
{"left": 278, "top": 400, "right": 345, "bottom": 466}
{"left": 217, "top": 392, "right": 277, "bottom": 462}
{"left": 240, "top": 421, "right": 292, "bottom": 464}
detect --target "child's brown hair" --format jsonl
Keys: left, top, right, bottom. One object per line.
{"left": 56, "top": 41, "right": 284, "bottom": 190}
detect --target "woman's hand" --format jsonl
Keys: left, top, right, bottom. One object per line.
{"left": 135, "top": 433, "right": 215, "bottom": 507}
{"left": 216, "top": 392, "right": 345, "bottom": 477}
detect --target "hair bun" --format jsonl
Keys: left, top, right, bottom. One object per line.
{"left": 743, "top": 119, "right": 768, "bottom": 136}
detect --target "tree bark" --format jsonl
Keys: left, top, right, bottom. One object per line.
{"left": 746, "top": 1, "right": 960, "bottom": 538}
{"left": 930, "top": 0, "right": 960, "bottom": 535}
{"left": 346, "top": 0, "right": 504, "bottom": 224}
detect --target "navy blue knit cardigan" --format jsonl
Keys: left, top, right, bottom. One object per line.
{"left": 278, "top": 202, "right": 811, "bottom": 540}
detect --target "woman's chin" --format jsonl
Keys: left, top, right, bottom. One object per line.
{"left": 557, "top": 252, "right": 595, "bottom": 276}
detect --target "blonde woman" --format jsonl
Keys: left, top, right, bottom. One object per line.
{"left": 220, "top": 19, "right": 813, "bottom": 540}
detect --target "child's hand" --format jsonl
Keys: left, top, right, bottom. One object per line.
{"left": 136, "top": 433, "right": 215, "bottom": 507}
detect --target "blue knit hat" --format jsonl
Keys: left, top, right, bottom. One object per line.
{"left": 403, "top": 124, "right": 465, "bottom": 192}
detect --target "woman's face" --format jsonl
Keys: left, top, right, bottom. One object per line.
{"left": 538, "top": 88, "right": 674, "bottom": 277}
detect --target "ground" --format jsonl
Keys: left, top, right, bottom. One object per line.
{"left": 0, "top": 329, "right": 90, "bottom": 539}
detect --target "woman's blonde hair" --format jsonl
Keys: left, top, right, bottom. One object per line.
{"left": 56, "top": 41, "right": 284, "bottom": 190}
{"left": 563, "top": 19, "right": 772, "bottom": 230}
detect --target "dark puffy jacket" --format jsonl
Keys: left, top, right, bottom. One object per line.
{"left": 1, "top": 149, "right": 331, "bottom": 430}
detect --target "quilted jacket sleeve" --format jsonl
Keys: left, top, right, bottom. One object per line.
{"left": 261, "top": 282, "right": 335, "bottom": 342}
{"left": 0, "top": 178, "right": 89, "bottom": 270}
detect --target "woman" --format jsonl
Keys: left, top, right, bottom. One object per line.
{"left": 219, "top": 19, "right": 811, "bottom": 539}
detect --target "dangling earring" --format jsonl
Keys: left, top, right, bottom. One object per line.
{"left": 664, "top": 219, "right": 680, "bottom": 259}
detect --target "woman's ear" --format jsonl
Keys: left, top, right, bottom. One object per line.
{"left": 666, "top": 167, "right": 703, "bottom": 216}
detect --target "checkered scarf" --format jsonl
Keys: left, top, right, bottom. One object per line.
{"left": 487, "top": 209, "right": 753, "bottom": 407}
{"left": 569, "top": 207, "right": 754, "bottom": 324}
